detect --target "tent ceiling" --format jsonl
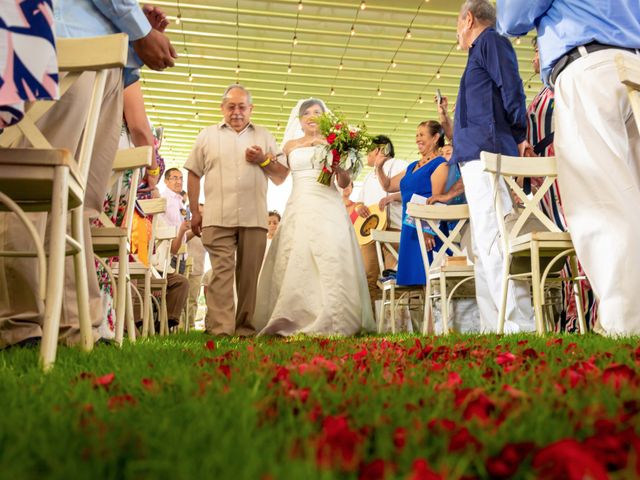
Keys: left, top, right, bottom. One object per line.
{"left": 141, "top": 0, "right": 539, "bottom": 169}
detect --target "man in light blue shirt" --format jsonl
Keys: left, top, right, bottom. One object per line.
{"left": 497, "top": 0, "right": 640, "bottom": 336}
{"left": 0, "top": 2, "right": 177, "bottom": 348}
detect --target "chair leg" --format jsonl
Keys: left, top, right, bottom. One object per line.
{"left": 390, "top": 286, "right": 396, "bottom": 334}
{"left": 570, "top": 255, "right": 588, "bottom": 335}
{"left": 422, "top": 280, "right": 434, "bottom": 335}
{"left": 530, "top": 242, "right": 545, "bottom": 335}
{"left": 40, "top": 167, "right": 69, "bottom": 371}
{"left": 378, "top": 289, "right": 386, "bottom": 334}
{"left": 160, "top": 284, "right": 169, "bottom": 335}
{"left": 497, "top": 256, "right": 511, "bottom": 335}
{"left": 142, "top": 271, "right": 151, "bottom": 337}
{"left": 70, "top": 207, "right": 93, "bottom": 352}
{"left": 125, "top": 279, "right": 136, "bottom": 342}
{"left": 440, "top": 272, "right": 450, "bottom": 335}
{"left": 114, "top": 237, "right": 128, "bottom": 346}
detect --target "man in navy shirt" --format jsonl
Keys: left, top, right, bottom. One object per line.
{"left": 451, "top": 0, "right": 535, "bottom": 333}
{"left": 498, "top": 0, "right": 640, "bottom": 336}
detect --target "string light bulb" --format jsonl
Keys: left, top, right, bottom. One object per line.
{"left": 515, "top": 37, "right": 521, "bottom": 45}
{"left": 419, "top": 96, "right": 424, "bottom": 104}
{"left": 235, "top": 64, "right": 241, "bottom": 74}
{"left": 298, "top": 0, "right": 303, "bottom": 11}
{"left": 287, "top": 65, "right": 292, "bottom": 73}
{"left": 195, "top": 112, "right": 199, "bottom": 119}
{"left": 283, "top": 87, "right": 288, "bottom": 96}
{"left": 176, "top": 13, "right": 181, "bottom": 25}
{"left": 188, "top": 73, "right": 193, "bottom": 82}
{"left": 191, "top": 96, "right": 196, "bottom": 105}
{"left": 360, "top": 1, "right": 366, "bottom": 10}
{"left": 456, "top": 43, "right": 461, "bottom": 50}
{"left": 365, "top": 111, "right": 370, "bottom": 119}
{"left": 377, "top": 87, "right": 382, "bottom": 96}
{"left": 391, "top": 60, "right": 397, "bottom": 68}
{"left": 293, "top": 35, "right": 298, "bottom": 46}
{"left": 277, "top": 122, "right": 281, "bottom": 130}
{"left": 330, "top": 87, "right": 335, "bottom": 96}
{"left": 350, "top": 25, "right": 356, "bottom": 36}
{"left": 436, "top": 70, "right": 441, "bottom": 79}
{"left": 339, "top": 62, "right": 344, "bottom": 70}
{"left": 403, "top": 115, "right": 408, "bottom": 123}
{"left": 406, "top": 29, "right": 412, "bottom": 39}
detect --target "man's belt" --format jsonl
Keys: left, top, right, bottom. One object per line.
{"left": 550, "top": 42, "right": 639, "bottom": 88}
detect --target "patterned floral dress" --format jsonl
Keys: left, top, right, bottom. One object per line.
{"left": 0, "top": 0, "right": 58, "bottom": 127}
{"left": 526, "top": 86, "right": 598, "bottom": 331}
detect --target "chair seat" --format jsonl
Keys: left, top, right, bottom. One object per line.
{"left": 0, "top": 148, "right": 84, "bottom": 211}
{"left": 428, "top": 264, "right": 475, "bottom": 276}
{"left": 510, "top": 231, "right": 573, "bottom": 254}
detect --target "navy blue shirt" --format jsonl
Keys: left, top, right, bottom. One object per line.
{"left": 450, "top": 28, "right": 527, "bottom": 164}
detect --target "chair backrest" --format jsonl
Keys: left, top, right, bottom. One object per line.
{"left": 154, "top": 225, "right": 178, "bottom": 279}
{"left": 617, "top": 53, "right": 640, "bottom": 135}
{"left": 98, "top": 147, "right": 152, "bottom": 237}
{"left": 371, "top": 229, "right": 400, "bottom": 278}
{"left": 407, "top": 203, "right": 472, "bottom": 269}
{"left": 0, "top": 34, "right": 129, "bottom": 187}
{"left": 138, "top": 197, "right": 167, "bottom": 270}
{"left": 481, "top": 152, "right": 561, "bottom": 247}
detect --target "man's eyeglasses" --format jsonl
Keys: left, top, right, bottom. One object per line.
{"left": 168, "top": 176, "right": 183, "bottom": 181}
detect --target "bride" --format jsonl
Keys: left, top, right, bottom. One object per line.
{"left": 252, "top": 98, "right": 374, "bottom": 336}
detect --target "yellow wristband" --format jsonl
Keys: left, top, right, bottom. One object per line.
{"left": 147, "top": 166, "right": 160, "bottom": 176}
{"left": 259, "top": 156, "right": 272, "bottom": 168}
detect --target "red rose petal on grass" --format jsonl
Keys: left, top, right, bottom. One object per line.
{"left": 463, "top": 393, "right": 496, "bottom": 423}
{"left": 485, "top": 442, "right": 535, "bottom": 479}
{"left": 496, "top": 352, "right": 516, "bottom": 366}
{"left": 204, "top": 340, "right": 216, "bottom": 351}
{"left": 449, "top": 427, "right": 482, "bottom": 452}
{"left": 408, "top": 459, "right": 442, "bottom": 480}
{"left": 93, "top": 373, "right": 115, "bottom": 390}
{"left": 393, "top": 427, "right": 407, "bottom": 451}
{"left": 533, "top": 439, "right": 608, "bottom": 480}
{"left": 358, "top": 459, "right": 386, "bottom": 480}
{"left": 602, "top": 363, "right": 637, "bottom": 390}
{"left": 218, "top": 364, "right": 231, "bottom": 380}
{"left": 315, "top": 415, "right": 362, "bottom": 471}
{"left": 107, "top": 393, "right": 137, "bottom": 411}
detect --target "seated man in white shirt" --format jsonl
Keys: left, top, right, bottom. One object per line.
{"left": 352, "top": 136, "right": 407, "bottom": 312}
{"left": 151, "top": 168, "right": 190, "bottom": 328}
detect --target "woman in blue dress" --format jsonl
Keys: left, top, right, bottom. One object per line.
{"left": 376, "top": 120, "right": 449, "bottom": 285}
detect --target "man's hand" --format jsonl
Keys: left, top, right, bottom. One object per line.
{"left": 355, "top": 203, "right": 371, "bottom": 218}
{"left": 190, "top": 211, "right": 202, "bottom": 237}
{"left": 179, "top": 220, "right": 191, "bottom": 234}
{"left": 518, "top": 140, "right": 535, "bottom": 157}
{"left": 374, "top": 149, "right": 390, "bottom": 169}
{"left": 143, "top": 4, "right": 169, "bottom": 32}
{"left": 246, "top": 146, "right": 266, "bottom": 164}
{"left": 132, "top": 29, "right": 177, "bottom": 70}
{"left": 378, "top": 196, "right": 391, "bottom": 210}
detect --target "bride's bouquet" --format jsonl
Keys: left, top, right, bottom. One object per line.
{"left": 312, "top": 112, "right": 371, "bottom": 186}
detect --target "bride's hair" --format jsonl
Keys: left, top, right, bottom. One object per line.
{"left": 299, "top": 98, "right": 326, "bottom": 117}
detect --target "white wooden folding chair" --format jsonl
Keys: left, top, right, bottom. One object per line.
{"left": 151, "top": 224, "right": 178, "bottom": 336}
{"left": 371, "top": 230, "right": 423, "bottom": 333}
{"left": 91, "top": 146, "right": 152, "bottom": 345}
{"left": 0, "top": 34, "right": 128, "bottom": 370}
{"left": 617, "top": 53, "right": 640, "bottom": 134}
{"left": 114, "top": 197, "right": 166, "bottom": 337}
{"left": 407, "top": 203, "right": 475, "bottom": 335}
{"left": 481, "top": 152, "right": 587, "bottom": 336}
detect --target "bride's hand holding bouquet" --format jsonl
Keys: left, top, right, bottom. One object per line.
{"left": 312, "top": 112, "right": 372, "bottom": 186}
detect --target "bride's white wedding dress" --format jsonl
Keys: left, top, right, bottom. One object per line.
{"left": 253, "top": 146, "right": 374, "bottom": 336}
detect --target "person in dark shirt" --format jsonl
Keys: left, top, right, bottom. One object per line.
{"left": 450, "top": 0, "right": 535, "bottom": 333}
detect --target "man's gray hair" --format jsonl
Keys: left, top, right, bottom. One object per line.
{"left": 221, "top": 84, "right": 253, "bottom": 104}
{"left": 460, "top": 0, "right": 496, "bottom": 27}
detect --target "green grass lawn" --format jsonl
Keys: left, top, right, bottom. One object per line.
{"left": 1, "top": 333, "right": 639, "bottom": 479}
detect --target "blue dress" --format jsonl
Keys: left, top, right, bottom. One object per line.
{"left": 397, "top": 157, "right": 447, "bottom": 286}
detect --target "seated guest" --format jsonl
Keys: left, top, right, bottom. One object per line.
{"left": 186, "top": 204, "right": 206, "bottom": 328}
{"left": 376, "top": 121, "right": 448, "bottom": 286}
{"left": 267, "top": 210, "right": 281, "bottom": 241}
{"left": 353, "top": 135, "right": 407, "bottom": 310}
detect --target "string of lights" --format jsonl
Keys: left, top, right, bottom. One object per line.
{"left": 361, "top": 0, "right": 426, "bottom": 120}
{"left": 327, "top": 0, "right": 367, "bottom": 97}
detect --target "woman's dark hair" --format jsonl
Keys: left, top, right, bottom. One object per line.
{"left": 299, "top": 99, "right": 325, "bottom": 117}
{"left": 268, "top": 210, "right": 281, "bottom": 222}
{"left": 418, "top": 120, "right": 446, "bottom": 149}
{"left": 371, "top": 134, "right": 395, "bottom": 159}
